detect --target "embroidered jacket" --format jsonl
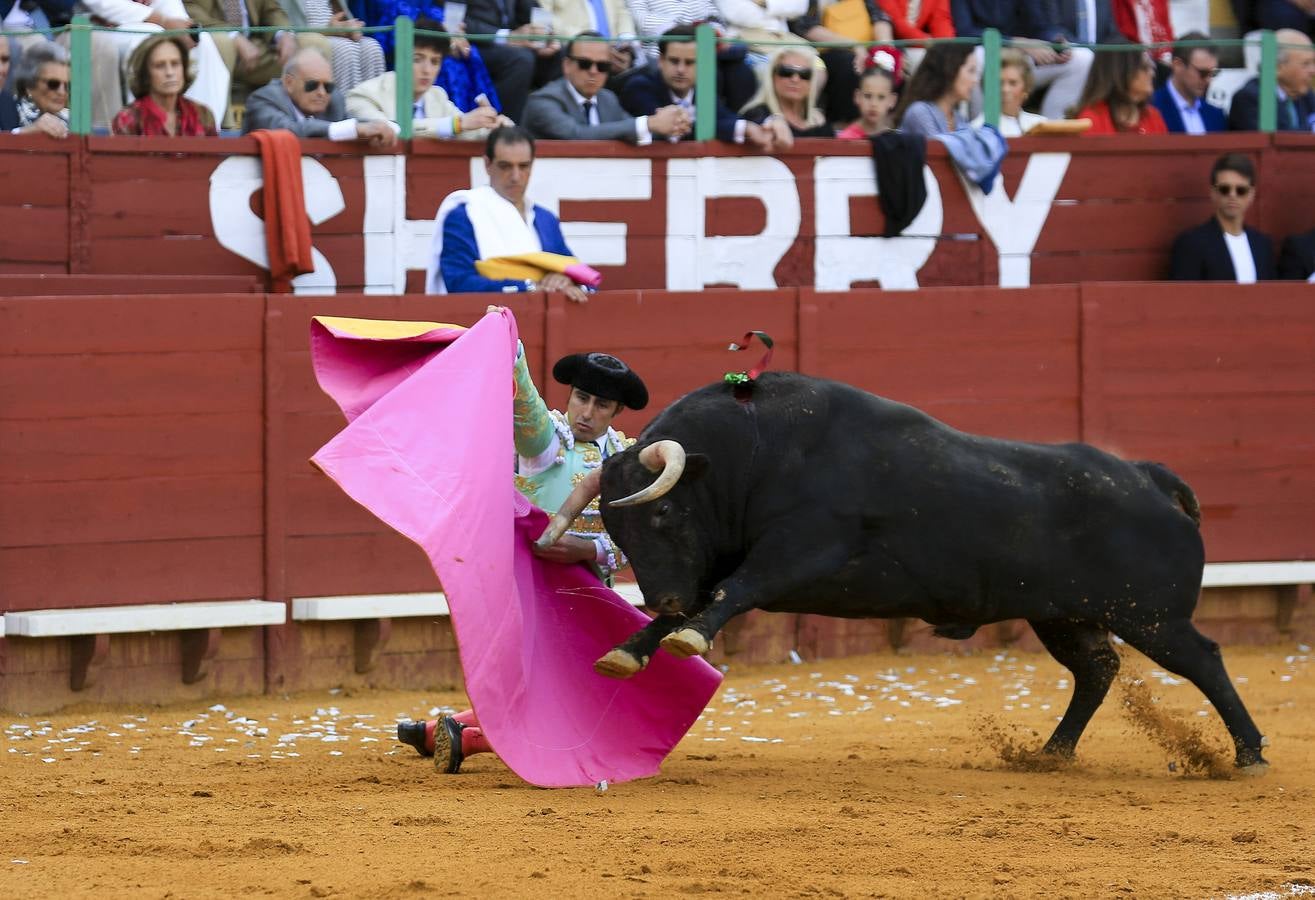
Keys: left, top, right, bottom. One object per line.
{"left": 512, "top": 348, "right": 633, "bottom": 579}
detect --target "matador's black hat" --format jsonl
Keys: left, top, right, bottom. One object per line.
{"left": 552, "top": 352, "right": 649, "bottom": 410}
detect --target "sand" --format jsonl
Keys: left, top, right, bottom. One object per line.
{"left": 2, "top": 644, "right": 1312, "bottom": 899}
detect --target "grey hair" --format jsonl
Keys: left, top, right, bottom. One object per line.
{"left": 1275, "top": 28, "right": 1313, "bottom": 66}
{"left": 282, "top": 47, "right": 330, "bottom": 79}
{"left": 13, "top": 40, "right": 69, "bottom": 98}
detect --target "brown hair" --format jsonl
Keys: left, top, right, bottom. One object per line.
{"left": 892, "top": 43, "right": 974, "bottom": 127}
{"left": 127, "top": 33, "right": 193, "bottom": 100}
{"left": 1068, "top": 43, "right": 1152, "bottom": 123}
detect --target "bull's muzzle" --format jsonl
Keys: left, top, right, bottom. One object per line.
{"left": 652, "top": 593, "right": 685, "bottom": 616}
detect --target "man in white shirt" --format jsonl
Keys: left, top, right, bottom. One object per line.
{"left": 241, "top": 48, "right": 396, "bottom": 145}
{"left": 1150, "top": 34, "right": 1227, "bottom": 135}
{"left": 1169, "top": 153, "right": 1276, "bottom": 282}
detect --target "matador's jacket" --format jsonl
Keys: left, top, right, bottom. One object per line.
{"left": 511, "top": 349, "right": 633, "bottom": 581}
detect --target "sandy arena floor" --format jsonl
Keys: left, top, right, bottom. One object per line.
{"left": 1, "top": 643, "right": 1312, "bottom": 900}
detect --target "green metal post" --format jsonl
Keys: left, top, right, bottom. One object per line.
{"left": 694, "top": 24, "right": 716, "bottom": 142}
{"left": 982, "top": 29, "right": 1001, "bottom": 130}
{"left": 1258, "top": 30, "right": 1277, "bottom": 134}
{"left": 69, "top": 15, "right": 93, "bottom": 135}
{"left": 395, "top": 16, "right": 415, "bottom": 140}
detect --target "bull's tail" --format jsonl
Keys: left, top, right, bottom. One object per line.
{"left": 1136, "top": 461, "right": 1201, "bottom": 527}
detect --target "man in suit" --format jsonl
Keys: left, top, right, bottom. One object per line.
{"left": 524, "top": 30, "right": 688, "bottom": 141}
{"left": 1152, "top": 33, "right": 1228, "bottom": 134}
{"left": 1278, "top": 229, "right": 1315, "bottom": 281}
{"left": 1228, "top": 28, "right": 1315, "bottom": 132}
{"left": 619, "top": 24, "right": 771, "bottom": 148}
{"left": 429, "top": 125, "right": 587, "bottom": 298}
{"left": 242, "top": 48, "right": 396, "bottom": 145}
{"left": 184, "top": 0, "right": 327, "bottom": 91}
{"left": 456, "top": 0, "right": 560, "bottom": 122}
{"left": 1169, "top": 153, "right": 1276, "bottom": 282}
{"left": 346, "top": 19, "right": 508, "bottom": 139}
{"left": 0, "top": 33, "right": 19, "bottom": 132}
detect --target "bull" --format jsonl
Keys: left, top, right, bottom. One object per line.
{"left": 538, "top": 372, "right": 1268, "bottom": 770}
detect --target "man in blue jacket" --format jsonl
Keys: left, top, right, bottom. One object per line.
{"left": 619, "top": 25, "right": 772, "bottom": 149}
{"left": 1152, "top": 34, "right": 1228, "bottom": 134}
{"left": 427, "top": 125, "right": 588, "bottom": 300}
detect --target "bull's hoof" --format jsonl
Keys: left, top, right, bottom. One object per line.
{"left": 1236, "top": 761, "right": 1270, "bottom": 777}
{"left": 594, "top": 649, "right": 646, "bottom": 679}
{"left": 661, "top": 628, "right": 709, "bottom": 659}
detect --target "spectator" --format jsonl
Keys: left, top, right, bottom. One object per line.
{"left": 1228, "top": 29, "right": 1315, "bottom": 132}
{"left": 537, "top": 0, "right": 643, "bottom": 84}
{"left": 836, "top": 63, "right": 896, "bottom": 137}
{"left": 429, "top": 125, "right": 587, "bottom": 297}
{"left": 715, "top": 0, "right": 808, "bottom": 56}
{"left": 183, "top": 0, "right": 328, "bottom": 96}
{"left": 111, "top": 32, "right": 217, "bottom": 135}
{"left": 54, "top": 0, "right": 229, "bottom": 129}
{"left": 1151, "top": 34, "right": 1226, "bottom": 134}
{"left": 952, "top": 0, "right": 1094, "bottom": 119}
{"left": 241, "top": 47, "right": 398, "bottom": 146}
{"left": 523, "top": 30, "right": 690, "bottom": 141}
{"left": 1169, "top": 153, "right": 1275, "bottom": 282}
{"left": 0, "top": 32, "right": 18, "bottom": 131}
{"left": 2, "top": 0, "right": 72, "bottom": 45}
{"left": 625, "top": 0, "right": 759, "bottom": 110}
{"left": 741, "top": 44, "right": 834, "bottom": 145}
{"left": 893, "top": 41, "right": 974, "bottom": 136}
{"left": 1110, "top": 0, "right": 1173, "bottom": 65}
{"left": 1250, "top": 0, "right": 1315, "bottom": 34}
{"left": 294, "top": 0, "right": 385, "bottom": 94}
{"left": 1277, "top": 227, "right": 1315, "bottom": 281}
{"left": 879, "top": 0, "right": 954, "bottom": 42}
{"left": 447, "top": 0, "right": 561, "bottom": 123}
{"left": 1072, "top": 45, "right": 1166, "bottom": 134}
{"left": 345, "top": 20, "right": 510, "bottom": 138}
{"left": 619, "top": 24, "right": 773, "bottom": 147}
{"left": 9, "top": 38, "right": 68, "bottom": 137}
{"left": 970, "top": 46, "right": 1046, "bottom": 135}
{"left": 788, "top": 1, "right": 893, "bottom": 124}
{"left": 1052, "top": 0, "right": 1121, "bottom": 49}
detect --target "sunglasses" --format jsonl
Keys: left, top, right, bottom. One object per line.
{"left": 1213, "top": 183, "right": 1251, "bottom": 197}
{"left": 774, "top": 64, "right": 812, "bottom": 81}
{"left": 302, "top": 79, "right": 336, "bottom": 93}
{"left": 42, "top": 78, "right": 70, "bottom": 92}
{"left": 569, "top": 57, "right": 613, "bottom": 75}
{"left": 1192, "top": 65, "right": 1220, "bottom": 79}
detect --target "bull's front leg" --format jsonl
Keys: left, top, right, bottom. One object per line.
{"left": 595, "top": 614, "right": 688, "bottom": 679}
{"left": 660, "top": 535, "right": 849, "bottom": 659}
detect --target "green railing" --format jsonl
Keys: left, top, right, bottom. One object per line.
{"left": 33, "top": 19, "right": 1302, "bottom": 138}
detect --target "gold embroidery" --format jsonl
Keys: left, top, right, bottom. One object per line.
{"left": 514, "top": 474, "right": 537, "bottom": 499}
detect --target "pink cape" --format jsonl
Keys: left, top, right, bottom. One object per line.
{"left": 308, "top": 310, "right": 722, "bottom": 787}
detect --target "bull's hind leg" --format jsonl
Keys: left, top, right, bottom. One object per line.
{"left": 595, "top": 614, "right": 686, "bottom": 679}
{"left": 1029, "top": 620, "right": 1120, "bottom": 758}
{"left": 1115, "top": 619, "right": 1267, "bottom": 769}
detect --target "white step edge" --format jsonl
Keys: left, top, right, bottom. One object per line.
{"left": 3, "top": 600, "right": 286, "bottom": 638}
{"left": 292, "top": 584, "right": 648, "bottom": 621}
{"left": 1201, "top": 562, "right": 1315, "bottom": 589}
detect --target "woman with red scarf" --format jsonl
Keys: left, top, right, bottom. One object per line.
{"left": 112, "top": 34, "right": 217, "bottom": 137}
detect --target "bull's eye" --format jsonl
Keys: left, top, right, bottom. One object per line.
{"left": 656, "top": 501, "right": 673, "bottom": 517}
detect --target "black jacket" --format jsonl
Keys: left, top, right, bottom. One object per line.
{"left": 1277, "top": 229, "right": 1315, "bottom": 281}
{"left": 1169, "top": 218, "right": 1276, "bottom": 282}
{"left": 1, "top": 91, "right": 19, "bottom": 132}
{"left": 620, "top": 66, "right": 739, "bottom": 143}
{"left": 1227, "top": 78, "right": 1315, "bottom": 132}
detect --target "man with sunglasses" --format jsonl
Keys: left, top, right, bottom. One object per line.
{"left": 1169, "top": 153, "right": 1276, "bottom": 282}
{"left": 242, "top": 48, "right": 397, "bottom": 146}
{"left": 1152, "top": 33, "right": 1227, "bottom": 134}
{"left": 523, "top": 30, "right": 689, "bottom": 141}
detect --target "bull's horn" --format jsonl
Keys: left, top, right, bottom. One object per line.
{"left": 535, "top": 467, "right": 603, "bottom": 549}
{"left": 609, "top": 440, "right": 687, "bottom": 508}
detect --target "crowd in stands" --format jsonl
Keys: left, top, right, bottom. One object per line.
{"left": 2, "top": 0, "right": 1314, "bottom": 280}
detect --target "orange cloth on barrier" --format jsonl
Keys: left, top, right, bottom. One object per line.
{"left": 251, "top": 130, "right": 315, "bottom": 293}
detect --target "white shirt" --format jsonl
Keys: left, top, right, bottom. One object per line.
{"left": 1222, "top": 230, "right": 1257, "bottom": 284}
{"left": 1166, "top": 80, "right": 1206, "bottom": 135}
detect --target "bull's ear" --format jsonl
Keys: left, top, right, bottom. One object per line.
{"left": 680, "top": 453, "right": 710, "bottom": 484}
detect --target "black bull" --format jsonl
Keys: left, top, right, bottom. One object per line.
{"left": 537, "top": 372, "right": 1268, "bottom": 769}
